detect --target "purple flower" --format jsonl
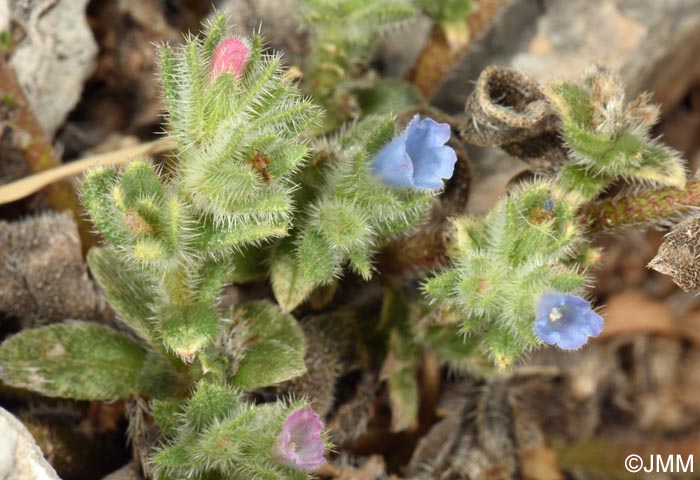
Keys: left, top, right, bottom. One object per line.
{"left": 371, "top": 115, "right": 457, "bottom": 190}
{"left": 274, "top": 406, "right": 326, "bottom": 471}
{"left": 534, "top": 292, "right": 604, "bottom": 350}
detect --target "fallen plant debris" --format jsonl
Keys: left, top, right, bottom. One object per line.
{"left": 0, "top": 211, "right": 104, "bottom": 328}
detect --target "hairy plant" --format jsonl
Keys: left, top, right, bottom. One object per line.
{"left": 546, "top": 65, "right": 686, "bottom": 203}
{"left": 298, "top": 0, "right": 420, "bottom": 129}
{"left": 151, "top": 381, "right": 326, "bottom": 480}
{"left": 425, "top": 182, "right": 588, "bottom": 368}
{"left": 0, "top": 7, "right": 693, "bottom": 478}
{"left": 271, "top": 114, "right": 457, "bottom": 311}
{"left": 79, "top": 15, "right": 321, "bottom": 362}
{"left": 424, "top": 66, "right": 689, "bottom": 368}
{"left": 0, "top": 13, "right": 462, "bottom": 477}
{"left": 0, "top": 16, "right": 327, "bottom": 480}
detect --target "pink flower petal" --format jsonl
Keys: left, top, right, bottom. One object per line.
{"left": 275, "top": 406, "right": 326, "bottom": 471}
{"left": 210, "top": 37, "right": 250, "bottom": 80}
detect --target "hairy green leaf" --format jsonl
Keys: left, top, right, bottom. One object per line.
{"left": 87, "top": 247, "right": 158, "bottom": 346}
{"left": 0, "top": 321, "right": 169, "bottom": 400}
{"left": 230, "top": 302, "right": 307, "bottom": 389}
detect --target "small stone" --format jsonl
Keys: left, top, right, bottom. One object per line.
{"left": 0, "top": 407, "right": 60, "bottom": 480}
{"left": 9, "top": 0, "right": 98, "bottom": 136}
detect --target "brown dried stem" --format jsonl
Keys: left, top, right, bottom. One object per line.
{"left": 0, "top": 137, "right": 176, "bottom": 205}
{"left": 408, "top": 0, "right": 508, "bottom": 98}
{"left": 379, "top": 179, "right": 700, "bottom": 278}
{"left": 648, "top": 216, "right": 700, "bottom": 292}
{"left": 1, "top": 55, "right": 104, "bottom": 249}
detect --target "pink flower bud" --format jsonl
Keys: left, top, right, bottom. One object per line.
{"left": 274, "top": 406, "right": 326, "bottom": 471}
{"left": 210, "top": 37, "right": 249, "bottom": 80}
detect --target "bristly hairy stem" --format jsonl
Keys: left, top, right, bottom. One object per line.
{"left": 582, "top": 179, "right": 700, "bottom": 233}
{"left": 298, "top": 0, "right": 417, "bottom": 129}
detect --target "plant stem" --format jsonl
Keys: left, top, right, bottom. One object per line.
{"left": 582, "top": 180, "right": 700, "bottom": 233}
{"left": 383, "top": 180, "right": 700, "bottom": 275}
{"left": 407, "top": 0, "right": 508, "bottom": 97}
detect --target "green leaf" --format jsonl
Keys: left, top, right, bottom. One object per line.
{"left": 232, "top": 342, "right": 306, "bottom": 390}
{"left": 424, "top": 270, "right": 460, "bottom": 300}
{"left": 360, "top": 115, "right": 396, "bottom": 157}
{"left": 0, "top": 321, "right": 167, "bottom": 400}
{"left": 87, "top": 247, "right": 158, "bottom": 346}
{"left": 557, "top": 164, "right": 610, "bottom": 203}
{"left": 387, "top": 367, "right": 419, "bottom": 432}
{"left": 192, "top": 215, "right": 289, "bottom": 255}
{"left": 415, "top": 0, "right": 473, "bottom": 25}
{"left": 81, "top": 167, "right": 127, "bottom": 245}
{"left": 270, "top": 239, "right": 315, "bottom": 312}
{"left": 120, "top": 160, "right": 164, "bottom": 208}
{"left": 202, "top": 14, "right": 228, "bottom": 57}
{"left": 230, "top": 302, "right": 307, "bottom": 389}
{"left": 152, "top": 399, "right": 182, "bottom": 439}
{"left": 267, "top": 143, "right": 309, "bottom": 177}
{"left": 316, "top": 199, "right": 370, "bottom": 252}
{"left": 417, "top": 324, "right": 480, "bottom": 367}
{"left": 487, "top": 325, "right": 525, "bottom": 370}
{"left": 196, "top": 407, "right": 257, "bottom": 466}
{"left": 298, "top": 228, "right": 338, "bottom": 285}
{"left": 152, "top": 374, "right": 315, "bottom": 480}
{"left": 191, "top": 258, "right": 229, "bottom": 305}
{"left": 633, "top": 143, "right": 686, "bottom": 188}
{"left": 548, "top": 82, "right": 593, "bottom": 127}
{"left": 228, "top": 245, "right": 270, "bottom": 284}
{"left": 159, "top": 45, "right": 180, "bottom": 126}
{"left": 187, "top": 381, "right": 241, "bottom": 431}
{"left": 356, "top": 79, "right": 421, "bottom": 117}
{"left": 152, "top": 444, "right": 192, "bottom": 468}
{"left": 132, "top": 237, "right": 171, "bottom": 263}
{"left": 159, "top": 303, "right": 219, "bottom": 362}
{"left": 450, "top": 216, "right": 490, "bottom": 257}
{"left": 347, "top": 247, "right": 373, "bottom": 280}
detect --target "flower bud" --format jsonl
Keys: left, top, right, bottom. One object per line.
{"left": 210, "top": 37, "right": 249, "bottom": 80}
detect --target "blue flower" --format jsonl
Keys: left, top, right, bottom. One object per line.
{"left": 371, "top": 115, "right": 457, "bottom": 190}
{"left": 534, "top": 292, "right": 604, "bottom": 350}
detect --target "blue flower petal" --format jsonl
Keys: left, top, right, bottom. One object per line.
{"left": 555, "top": 328, "right": 590, "bottom": 350}
{"left": 582, "top": 309, "right": 605, "bottom": 336}
{"left": 405, "top": 116, "right": 451, "bottom": 152}
{"left": 370, "top": 115, "right": 457, "bottom": 190}
{"left": 534, "top": 292, "right": 604, "bottom": 350}
{"left": 412, "top": 147, "right": 457, "bottom": 189}
{"left": 535, "top": 291, "right": 561, "bottom": 318}
{"left": 370, "top": 137, "right": 414, "bottom": 188}
{"left": 411, "top": 117, "right": 450, "bottom": 147}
